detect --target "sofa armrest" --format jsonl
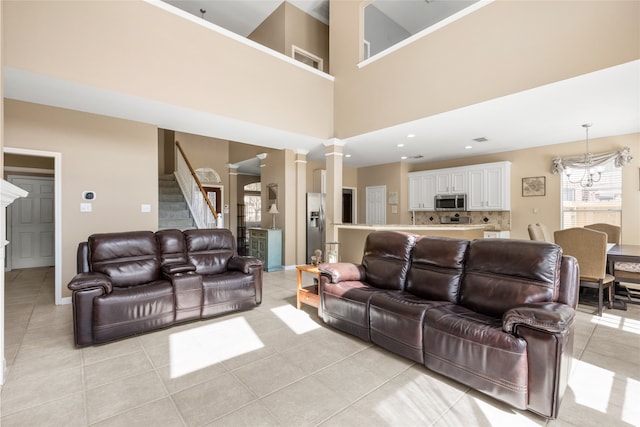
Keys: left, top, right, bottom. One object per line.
{"left": 162, "top": 263, "right": 196, "bottom": 275}
{"left": 503, "top": 302, "right": 577, "bottom": 418}
{"left": 318, "top": 263, "right": 366, "bottom": 283}
{"left": 228, "top": 256, "right": 263, "bottom": 274}
{"left": 503, "top": 302, "right": 575, "bottom": 335}
{"left": 68, "top": 272, "right": 112, "bottom": 294}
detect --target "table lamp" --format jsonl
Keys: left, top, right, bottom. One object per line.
{"left": 268, "top": 203, "right": 279, "bottom": 229}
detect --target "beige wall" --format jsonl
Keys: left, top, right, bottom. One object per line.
{"left": 343, "top": 164, "right": 358, "bottom": 189}
{"left": 357, "top": 162, "right": 405, "bottom": 224}
{"left": 248, "top": 3, "right": 286, "bottom": 53}
{"left": 284, "top": 3, "right": 330, "bottom": 73}
{"left": 306, "top": 160, "right": 358, "bottom": 193}
{"left": 158, "top": 129, "right": 175, "bottom": 176}
{"left": 330, "top": 0, "right": 640, "bottom": 139}
{"left": 4, "top": 100, "right": 159, "bottom": 297}
{"left": 4, "top": 0, "right": 333, "bottom": 139}
{"left": 237, "top": 174, "right": 260, "bottom": 200}
{"left": 250, "top": 2, "right": 330, "bottom": 74}
{"left": 4, "top": 153, "right": 54, "bottom": 170}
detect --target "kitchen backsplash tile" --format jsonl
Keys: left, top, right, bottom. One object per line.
{"left": 413, "top": 211, "right": 511, "bottom": 231}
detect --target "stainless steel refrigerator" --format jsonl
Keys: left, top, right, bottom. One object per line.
{"left": 306, "top": 193, "right": 325, "bottom": 264}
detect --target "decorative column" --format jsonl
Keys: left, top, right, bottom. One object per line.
{"left": 324, "top": 139, "right": 344, "bottom": 255}
{"left": 0, "top": 180, "right": 29, "bottom": 385}
{"left": 295, "top": 150, "right": 308, "bottom": 264}
{"left": 227, "top": 163, "right": 239, "bottom": 236}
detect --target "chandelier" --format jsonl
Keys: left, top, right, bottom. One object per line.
{"left": 566, "top": 123, "right": 601, "bottom": 188}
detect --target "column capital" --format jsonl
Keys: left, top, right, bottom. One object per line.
{"left": 323, "top": 138, "right": 345, "bottom": 147}
{"left": 295, "top": 149, "right": 309, "bottom": 163}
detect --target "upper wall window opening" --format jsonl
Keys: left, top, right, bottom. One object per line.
{"left": 292, "top": 45, "right": 324, "bottom": 71}
{"left": 361, "top": 0, "right": 490, "bottom": 65}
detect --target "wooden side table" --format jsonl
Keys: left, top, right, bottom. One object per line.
{"left": 296, "top": 264, "right": 320, "bottom": 310}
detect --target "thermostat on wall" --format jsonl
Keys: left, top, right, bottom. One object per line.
{"left": 82, "top": 191, "right": 96, "bottom": 201}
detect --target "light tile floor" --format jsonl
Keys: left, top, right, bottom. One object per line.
{"left": 1, "top": 266, "right": 639, "bottom": 426}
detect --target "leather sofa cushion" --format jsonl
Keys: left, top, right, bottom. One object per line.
{"left": 322, "top": 280, "right": 388, "bottom": 342}
{"left": 93, "top": 280, "right": 174, "bottom": 343}
{"left": 406, "top": 236, "right": 469, "bottom": 302}
{"left": 88, "top": 231, "right": 161, "bottom": 287}
{"left": 362, "top": 231, "right": 416, "bottom": 290}
{"left": 156, "top": 229, "right": 188, "bottom": 266}
{"left": 460, "top": 239, "right": 562, "bottom": 317}
{"left": 185, "top": 229, "right": 235, "bottom": 275}
{"left": 201, "top": 272, "right": 258, "bottom": 317}
{"left": 369, "top": 292, "right": 448, "bottom": 363}
{"left": 423, "top": 304, "right": 528, "bottom": 410}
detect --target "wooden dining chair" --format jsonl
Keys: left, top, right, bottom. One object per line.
{"left": 554, "top": 227, "right": 614, "bottom": 316}
{"left": 527, "top": 223, "right": 553, "bottom": 243}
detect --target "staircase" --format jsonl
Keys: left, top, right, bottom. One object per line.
{"left": 158, "top": 174, "right": 196, "bottom": 230}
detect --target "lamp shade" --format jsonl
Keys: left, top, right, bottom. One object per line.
{"left": 268, "top": 203, "right": 279, "bottom": 214}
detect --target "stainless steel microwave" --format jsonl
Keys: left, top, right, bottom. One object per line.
{"left": 434, "top": 194, "right": 467, "bottom": 211}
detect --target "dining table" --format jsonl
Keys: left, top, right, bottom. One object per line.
{"left": 607, "top": 244, "right": 640, "bottom": 307}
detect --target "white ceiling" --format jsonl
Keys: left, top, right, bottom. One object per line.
{"left": 372, "top": 0, "right": 478, "bottom": 35}
{"left": 163, "top": 0, "right": 329, "bottom": 36}
{"left": 4, "top": 2, "right": 639, "bottom": 175}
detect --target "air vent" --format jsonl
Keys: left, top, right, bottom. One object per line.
{"left": 472, "top": 137, "right": 488, "bottom": 142}
{"left": 409, "top": 155, "right": 424, "bottom": 159}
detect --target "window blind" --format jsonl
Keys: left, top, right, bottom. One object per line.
{"left": 561, "top": 160, "right": 622, "bottom": 228}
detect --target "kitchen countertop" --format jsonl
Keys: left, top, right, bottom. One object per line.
{"left": 335, "top": 224, "right": 489, "bottom": 264}
{"left": 336, "top": 224, "right": 487, "bottom": 231}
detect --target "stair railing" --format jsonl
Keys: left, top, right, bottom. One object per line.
{"left": 174, "top": 141, "right": 221, "bottom": 229}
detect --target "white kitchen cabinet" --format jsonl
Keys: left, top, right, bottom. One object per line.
{"left": 434, "top": 169, "right": 467, "bottom": 194}
{"left": 408, "top": 171, "right": 436, "bottom": 210}
{"left": 467, "top": 161, "right": 511, "bottom": 211}
{"left": 409, "top": 161, "right": 510, "bottom": 212}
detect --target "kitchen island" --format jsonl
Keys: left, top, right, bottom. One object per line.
{"left": 335, "top": 224, "right": 486, "bottom": 264}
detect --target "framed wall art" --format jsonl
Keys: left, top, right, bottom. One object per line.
{"left": 522, "top": 176, "right": 546, "bottom": 197}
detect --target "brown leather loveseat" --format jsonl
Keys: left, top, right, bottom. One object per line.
{"left": 318, "top": 231, "right": 579, "bottom": 419}
{"left": 68, "top": 228, "right": 262, "bottom": 347}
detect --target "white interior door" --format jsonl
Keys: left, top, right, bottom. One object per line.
{"left": 9, "top": 176, "right": 55, "bottom": 269}
{"left": 366, "top": 185, "right": 386, "bottom": 225}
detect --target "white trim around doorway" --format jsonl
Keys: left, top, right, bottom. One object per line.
{"left": 3, "top": 147, "right": 67, "bottom": 305}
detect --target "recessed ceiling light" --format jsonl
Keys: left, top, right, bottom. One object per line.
{"left": 401, "top": 156, "right": 408, "bottom": 160}
{"left": 465, "top": 145, "right": 473, "bottom": 149}
{"left": 407, "top": 134, "right": 416, "bottom": 138}
{"left": 397, "top": 143, "right": 404, "bottom": 147}
{"left": 345, "top": 154, "right": 351, "bottom": 158}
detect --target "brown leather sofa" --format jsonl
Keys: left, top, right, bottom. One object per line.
{"left": 318, "top": 231, "right": 579, "bottom": 419}
{"left": 68, "top": 228, "right": 262, "bottom": 347}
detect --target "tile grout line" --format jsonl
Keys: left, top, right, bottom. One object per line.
{"left": 314, "top": 361, "right": 418, "bottom": 426}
